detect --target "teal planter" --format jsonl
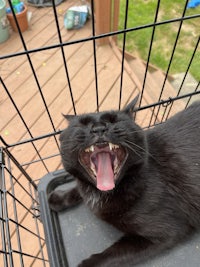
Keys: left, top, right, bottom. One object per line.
{"left": 0, "top": 0, "right": 9, "bottom": 43}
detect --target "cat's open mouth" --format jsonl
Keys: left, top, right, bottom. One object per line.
{"left": 79, "top": 142, "right": 128, "bottom": 191}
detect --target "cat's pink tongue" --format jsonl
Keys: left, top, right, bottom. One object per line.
{"left": 96, "top": 152, "right": 115, "bottom": 191}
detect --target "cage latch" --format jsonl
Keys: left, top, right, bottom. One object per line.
{"left": 0, "top": 148, "right": 5, "bottom": 166}
{"left": 161, "top": 97, "right": 173, "bottom": 107}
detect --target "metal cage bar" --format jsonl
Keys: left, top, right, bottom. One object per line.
{"left": 0, "top": 0, "right": 200, "bottom": 266}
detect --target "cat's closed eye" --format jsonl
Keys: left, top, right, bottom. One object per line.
{"left": 100, "top": 113, "right": 118, "bottom": 124}
{"left": 79, "top": 116, "right": 93, "bottom": 126}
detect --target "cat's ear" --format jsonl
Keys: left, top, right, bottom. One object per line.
{"left": 123, "top": 94, "right": 140, "bottom": 115}
{"left": 62, "top": 114, "right": 76, "bottom": 121}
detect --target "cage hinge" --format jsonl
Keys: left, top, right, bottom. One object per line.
{"left": 31, "top": 204, "right": 41, "bottom": 221}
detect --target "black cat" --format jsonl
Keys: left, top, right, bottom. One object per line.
{"left": 49, "top": 96, "right": 200, "bottom": 267}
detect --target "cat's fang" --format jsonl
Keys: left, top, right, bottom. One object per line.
{"left": 109, "top": 143, "right": 119, "bottom": 150}
{"left": 91, "top": 164, "right": 97, "bottom": 176}
{"left": 109, "top": 143, "right": 112, "bottom": 150}
{"left": 85, "top": 145, "right": 94, "bottom": 153}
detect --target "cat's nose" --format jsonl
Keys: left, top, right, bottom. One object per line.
{"left": 91, "top": 124, "right": 107, "bottom": 136}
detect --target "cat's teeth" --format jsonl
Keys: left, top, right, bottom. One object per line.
{"left": 86, "top": 143, "right": 119, "bottom": 152}
{"left": 109, "top": 143, "right": 119, "bottom": 150}
{"left": 85, "top": 145, "right": 94, "bottom": 153}
{"left": 91, "top": 165, "right": 96, "bottom": 176}
{"left": 109, "top": 143, "right": 113, "bottom": 150}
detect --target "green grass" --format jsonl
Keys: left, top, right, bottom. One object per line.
{"left": 118, "top": 0, "right": 200, "bottom": 81}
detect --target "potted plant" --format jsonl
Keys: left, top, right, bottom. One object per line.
{"left": 6, "top": 0, "right": 28, "bottom": 32}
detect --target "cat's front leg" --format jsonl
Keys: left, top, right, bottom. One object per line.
{"left": 48, "top": 186, "right": 82, "bottom": 212}
{"left": 78, "top": 234, "right": 176, "bottom": 267}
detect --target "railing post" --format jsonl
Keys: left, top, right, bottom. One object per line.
{"left": 112, "top": 0, "right": 120, "bottom": 44}
{"left": 92, "top": 0, "right": 120, "bottom": 45}
{"left": 94, "top": 0, "right": 112, "bottom": 45}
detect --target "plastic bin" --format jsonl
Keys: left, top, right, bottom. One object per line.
{"left": 38, "top": 170, "right": 200, "bottom": 267}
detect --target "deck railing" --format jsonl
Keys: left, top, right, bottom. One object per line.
{"left": 94, "top": 0, "right": 120, "bottom": 45}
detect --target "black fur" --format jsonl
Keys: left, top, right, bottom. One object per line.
{"left": 49, "top": 98, "right": 200, "bottom": 267}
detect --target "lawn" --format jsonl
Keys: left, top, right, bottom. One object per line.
{"left": 118, "top": 0, "right": 200, "bottom": 81}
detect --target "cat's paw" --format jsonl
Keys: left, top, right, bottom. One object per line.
{"left": 48, "top": 187, "right": 82, "bottom": 212}
{"left": 48, "top": 190, "right": 69, "bottom": 212}
{"left": 78, "top": 254, "right": 109, "bottom": 267}
{"left": 78, "top": 256, "right": 98, "bottom": 267}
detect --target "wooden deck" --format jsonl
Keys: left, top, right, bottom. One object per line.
{"left": 0, "top": 1, "right": 187, "bottom": 266}
{"left": 1, "top": 2, "right": 139, "bottom": 177}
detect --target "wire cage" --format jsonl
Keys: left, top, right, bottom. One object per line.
{"left": 0, "top": 0, "right": 200, "bottom": 266}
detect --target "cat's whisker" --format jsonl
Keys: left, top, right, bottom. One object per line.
{"left": 125, "top": 140, "right": 161, "bottom": 165}
{"left": 61, "top": 138, "right": 85, "bottom": 144}
{"left": 61, "top": 143, "right": 80, "bottom": 152}
{"left": 122, "top": 142, "right": 143, "bottom": 160}
{"left": 61, "top": 138, "right": 85, "bottom": 143}
{"left": 125, "top": 140, "right": 146, "bottom": 153}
